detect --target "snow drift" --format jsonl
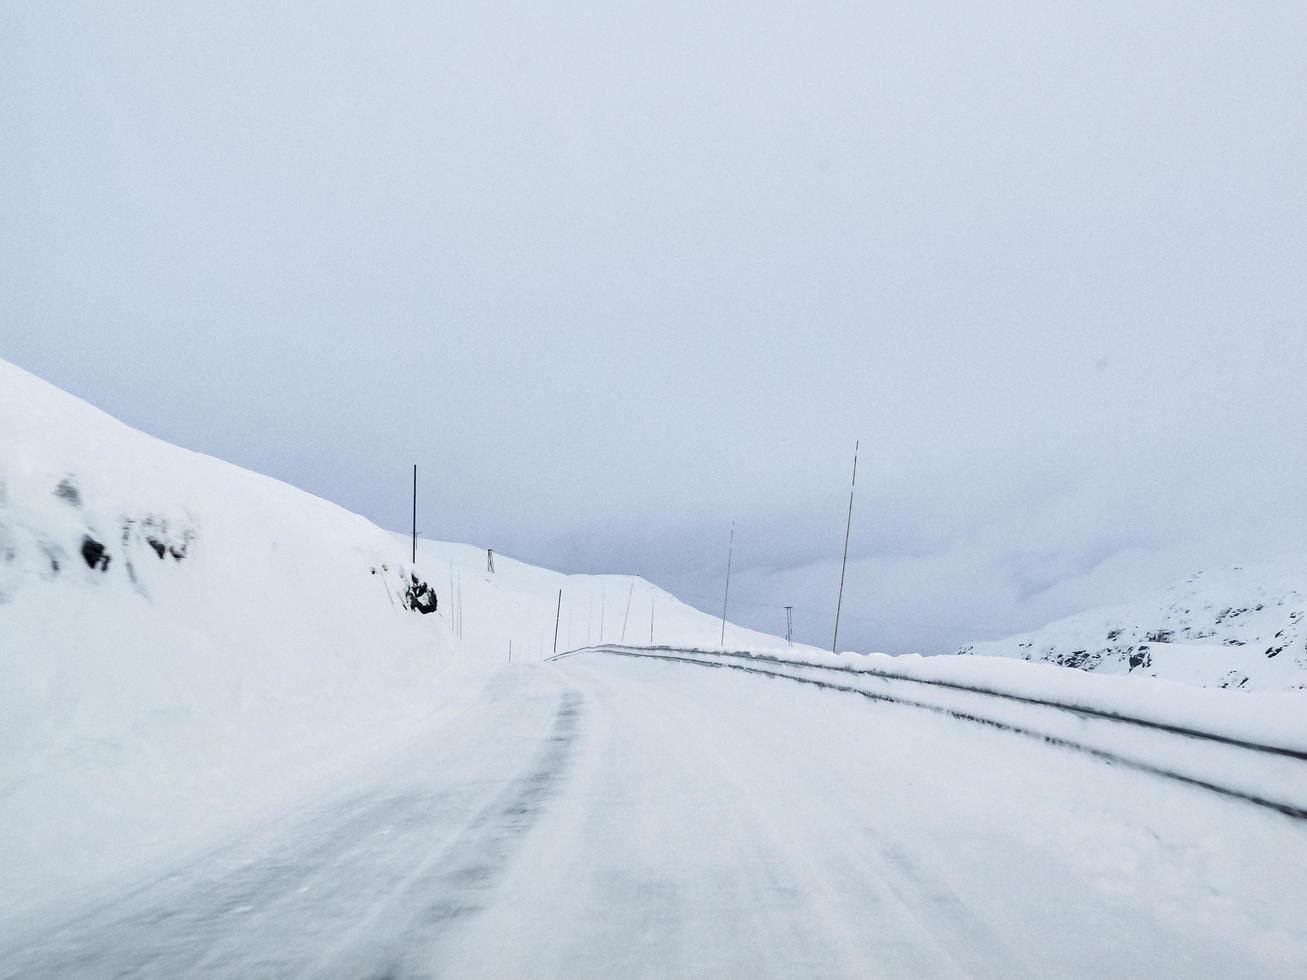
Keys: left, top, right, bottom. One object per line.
{"left": 0, "top": 357, "right": 458, "bottom": 916}
{"left": 957, "top": 562, "right": 1307, "bottom": 691}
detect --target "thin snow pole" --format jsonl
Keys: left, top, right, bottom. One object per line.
{"left": 411, "top": 464, "right": 417, "bottom": 565}
{"left": 785, "top": 605, "right": 793, "bottom": 646}
{"left": 508, "top": 639, "right": 512, "bottom": 663}
{"left": 720, "top": 522, "right": 735, "bottom": 647}
{"left": 832, "top": 441, "right": 859, "bottom": 653}
{"left": 553, "top": 589, "right": 562, "bottom": 654}
{"left": 650, "top": 595, "right": 655, "bottom": 645}
{"left": 620, "top": 581, "right": 634, "bottom": 642}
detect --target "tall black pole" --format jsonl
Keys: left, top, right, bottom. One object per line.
{"left": 720, "top": 521, "right": 735, "bottom": 647}
{"left": 785, "top": 605, "right": 793, "bottom": 646}
{"left": 411, "top": 464, "right": 417, "bottom": 565}
{"left": 833, "top": 441, "right": 859, "bottom": 653}
{"left": 553, "top": 589, "right": 562, "bottom": 654}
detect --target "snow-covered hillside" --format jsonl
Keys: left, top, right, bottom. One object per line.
{"left": 0, "top": 358, "right": 465, "bottom": 915}
{"left": 411, "top": 536, "right": 787, "bottom": 664}
{"left": 958, "top": 562, "right": 1307, "bottom": 691}
{"left": 0, "top": 357, "right": 784, "bottom": 919}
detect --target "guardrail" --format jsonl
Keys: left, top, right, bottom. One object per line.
{"left": 551, "top": 644, "right": 1307, "bottom": 822}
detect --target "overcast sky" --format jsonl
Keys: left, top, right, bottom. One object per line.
{"left": 4, "top": 2, "right": 1305, "bottom": 653}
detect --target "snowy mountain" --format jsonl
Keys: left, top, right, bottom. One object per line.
{"left": 0, "top": 357, "right": 782, "bottom": 917}
{"left": 958, "top": 562, "right": 1307, "bottom": 691}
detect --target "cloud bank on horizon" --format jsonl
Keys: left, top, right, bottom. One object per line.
{"left": 3, "top": 2, "right": 1305, "bottom": 652}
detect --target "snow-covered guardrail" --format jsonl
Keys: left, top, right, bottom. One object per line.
{"left": 552, "top": 644, "right": 1307, "bottom": 822}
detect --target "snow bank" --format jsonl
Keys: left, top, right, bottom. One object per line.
{"left": 0, "top": 358, "right": 456, "bottom": 918}
{"left": 957, "top": 562, "right": 1307, "bottom": 691}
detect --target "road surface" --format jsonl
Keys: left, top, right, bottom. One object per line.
{"left": 4, "top": 650, "right": 1307, "bottom": 978}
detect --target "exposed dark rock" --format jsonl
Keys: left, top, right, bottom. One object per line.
{"left": 1056, "top": 649, "right": 1097, "bottom": 670}
{"left": 121, "top": 516, "right": 193, "bottom": 562}
{"left": 1129, "top": 645, "right": 1152, "bottom": 670}
{"left": 404, "top": 573, "right": 438, "bottom": 615}
{"left": 81, "top": 535, "right": 110, "bottom": 571}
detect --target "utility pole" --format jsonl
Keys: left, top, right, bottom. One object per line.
{"left": 553, "top": 589, "right": 562, "bottom": 654}
{"left": 785, "top": 605, "right": 793, "bottom": 646}
{"left": 832, "top": 440, "right": 859, "bottom": 653}
{"left": 720, "top": 522, "right": 735, "bottom": 647}
{"left": 411, "top": 464, "right": 417, "bottom": 565}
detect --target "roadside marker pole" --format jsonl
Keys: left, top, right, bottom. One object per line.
{"left": 553, "top": 589, "right": 562, "bottom": 654}
{"left": 720, "top": 522, "right": 735, "bottom": 647}
{"left": 785, "top": 605, "right": 793, "bottom": 646}
{"left": 411, "top": 464, "right": 417, "bottom": 565}
{"left": 832, "top": 441, "right": 859, "bottom": 654}
{"left": 620, "top": 581, "right": 634, "bottom": 642}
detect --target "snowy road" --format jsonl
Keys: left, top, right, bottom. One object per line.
{"left": 5, "top": 651, "right": 1307, "bottom": 978}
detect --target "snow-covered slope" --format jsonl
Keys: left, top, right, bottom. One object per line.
{"left": 0, "top": 357, "right": 786, "bottom": 918}
{"left": 958, "top": 562, "right": 1307, "bottom": 691}
{"left": 0, "top": 357, "right": 466, "bottom": 914}
{"left": 410, "top": 536, "right": 788, "bottom": 664}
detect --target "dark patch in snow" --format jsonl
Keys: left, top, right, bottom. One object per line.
{"left": 53, "top": 476, "right": 81, "bottom": 507}
{"left": 1145, "top": 629, "right": 1174, "bottom": 643}
{"left": 1054, "top": 648, "right": 1100, "bottom": 670}
{"left": 1129, "top": 645, "right": 1152, "bottom": 671}
{"left": 404, "top": 573, "right": 438, "bottom": 615}
{"left": 81, "top": 535, "right": 110, "bottom": 571}
{"left": 121, "top": 516, "right": 194, "bottom": 563}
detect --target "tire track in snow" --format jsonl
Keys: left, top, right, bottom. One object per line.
{"left": 0, "top": 679, "right": 584, "bottom": 980}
